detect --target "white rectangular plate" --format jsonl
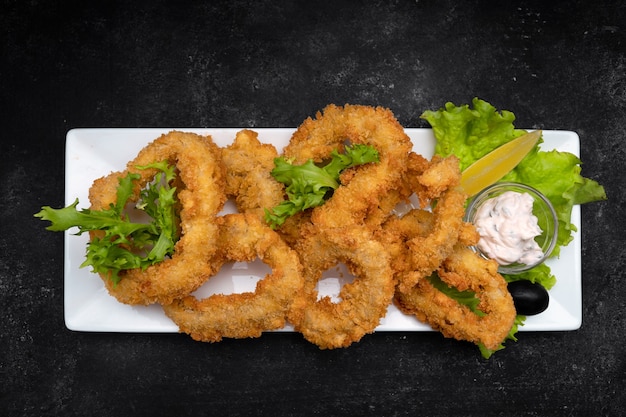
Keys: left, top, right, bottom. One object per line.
{"left": 64, "top": 128, "right": 582, "bottom": 332}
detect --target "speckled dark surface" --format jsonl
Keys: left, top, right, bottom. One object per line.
{"left": 1, "top": 1, "right": 624, "bottom": 416}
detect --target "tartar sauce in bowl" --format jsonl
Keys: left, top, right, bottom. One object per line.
{"left": 474, "top": 191, "right": 543, "bottom": 265}
{"left": 464, "top": 182, "right": 558, "bottom": 274}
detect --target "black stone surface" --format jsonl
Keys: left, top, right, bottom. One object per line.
{"left": 2, "top": 1, "right": 624, "bottom": 416}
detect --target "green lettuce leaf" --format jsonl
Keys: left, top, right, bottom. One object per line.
{"left": 421, "top": 98, "right": 607, "bottom": 356}
{"left": 502, "top": 148, "right": 606, "bottom": 254}
{"left": 421, "top": 97, "right": 606, "bottom": 267}
{"left": 422, "top": 98, "right": 528, "bottom": 170}
{"left": 426, "top": 273, "right": 484, "bottom": 316}
{"left": 35, "top": 161, "right": 179, "bottom": 284}
{"left": 265, "top": 143, "right": 379, "bottom": 228}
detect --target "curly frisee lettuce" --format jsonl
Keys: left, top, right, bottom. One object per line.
{"left": 264, "top": 143, "right": 380, "bottom": 228}
{"left": 34, "top": 161, "right": 179, "bottom": 284}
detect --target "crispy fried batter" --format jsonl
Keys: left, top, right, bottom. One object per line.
{"left": 162, "top": 213, "right": 304, "bottom": 342}
{"left": 376, "top": 154, "right": 467, "bottom": 293}
{"left": 89, "top": 131, "right": 226, "bottom": 305}
{"left": 284, "top": 104, "right": 412, "bottom": 230}
{"left": 221, "top": 129, "right": 285, "bottom": 221}
{"left": 288, "top": 225, "right": 395, "bottom": 349}
{"left": 394, "top": 245, "right": 516, "bottom": 351}
{"left": 401, "top": 187, "right": 467, "bottom": 292}
{"left": 376, "top": 149, "right": 515, "bottom": 351}
{"left": 279, "top": 104, "right": 410, "bottom": 348}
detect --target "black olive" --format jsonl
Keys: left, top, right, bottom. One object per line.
{"left": 507, "top": 280, "right": 549, "bottom": 316}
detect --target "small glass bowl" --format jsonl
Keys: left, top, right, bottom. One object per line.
{"left": 463, "top": 182, "right": 558, "bottom": 275}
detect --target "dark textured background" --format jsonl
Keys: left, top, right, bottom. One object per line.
{"left": 1, "top": 1, "right": 624, "bottom": 416}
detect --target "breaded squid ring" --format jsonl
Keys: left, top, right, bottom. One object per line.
{"left": 394, "top": 245, "right": 516, "bottom": 351}
{"left": 221, "top": 129, "right": 285, "bottom": 221}
{"left": 376, "top": 154, "right": 468, "bottom": 293}
{"left": 220, "top": 128, "right": 311, "bottom": 247}
{"left": 288, "top": 225, "right": 395, "bottom": 349}
{"left": 162, "top": 213, "right": 304, "bottom": 342}
{"left": 400, "top": 186, "right": 468, "bottom": 293}
{"left": 88, "top": 131, "right": 226, "bottom": 306}
{"left": 283, "top": 104, "right": 412, "bottom": 230}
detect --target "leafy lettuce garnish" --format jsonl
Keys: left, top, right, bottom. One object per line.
{"left": 35, "top": 161, "right": 179, "bottom": 284}
{"left": 422, "top": 97, "right": 606, "bottom": 275}
{"left": 265, "top": 143, "right": 380, "bottom": 228}
{"left": 421, "top": 98, "right": 607, "bottom": 357}
{"left": 422, "top": 98, "right": 528, "bottom": 171}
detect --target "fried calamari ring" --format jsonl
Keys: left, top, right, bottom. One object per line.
{"left": 380, "top": 206, "right": 479, "bottom": 287}
{"left": 410, "top": 155, "right": 464, "bottom": 205}
{"left": 220, "top": 129, "right": 312, "bottom": 247}
{"left": 283, "top": 104, "right": 412, "bottom": 229}
{"left": 288, "top": 225, "right": 395, "bottom": 349}
{"left": 221, "top": 129, "right": 285, "bottom": 221}
{"left": 376, "top": 151, "right": 513, "bottom": 350}
{"left": 400, "top": 156, "right": 468, "bottom": 292}
{"left": 279, "top": 105, "right": 409, "bottom": 348}
{"left": 162, "top": 213, "right": 304, "bottom": 342}
{"left": 88, "top": 131, "right": 226, "bottom": 306}
{"left": 400, "top": 187, "right": 468, "bottom": 292}
{"left": 375, "top": 154, "right": 468, "bottom": 293}
{"left": 394, "top": 245, "right": 516, "bottom": 351}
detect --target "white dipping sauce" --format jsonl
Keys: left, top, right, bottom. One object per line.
{"left": 474, "top": 191, "right": 544, "bottom": 266}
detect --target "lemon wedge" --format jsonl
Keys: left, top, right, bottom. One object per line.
{"left": 460, "top": 130, "right": 542, "bottom": 196}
